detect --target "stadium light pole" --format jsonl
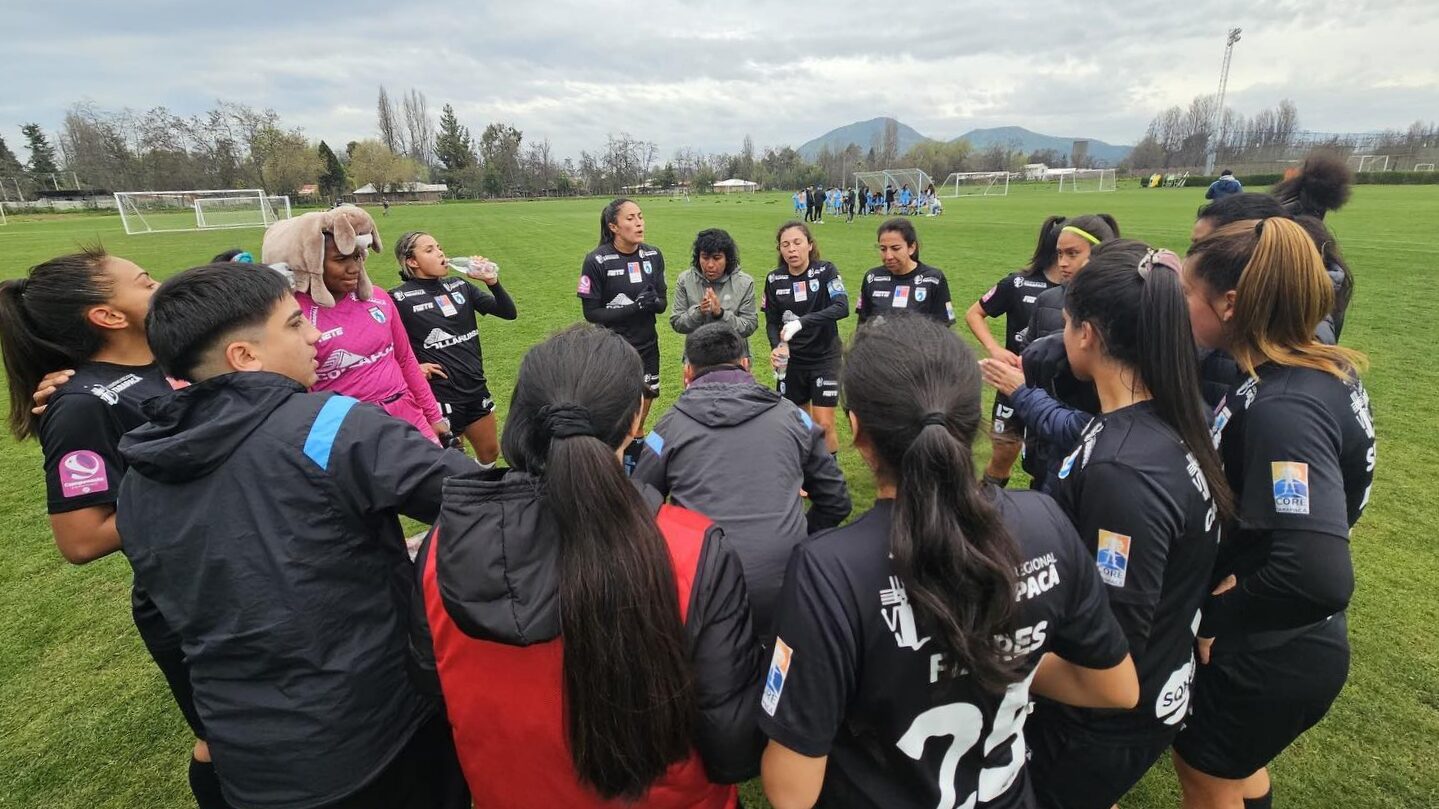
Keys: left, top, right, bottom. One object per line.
{"left": 1204, "top": 27, "right": 1242, "bottom": 176}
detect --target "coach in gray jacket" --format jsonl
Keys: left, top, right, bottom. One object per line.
{"left": 670, "top": 228, "right": 758, "bottom": 340}
{"left": 634, "top": 323, "right": 850, "bottom": 636}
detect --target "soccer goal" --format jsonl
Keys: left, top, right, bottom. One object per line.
{"left": 0, "top": 202, "right": 6, "bottom": 226}
{"left": 114, "top": 189, "right": 292, "bottom": 235}
{"left": 942, "top": 171, "right": 1010, "bottom": 198}
{"left": 1058, "top": 169, "right": 1117, "bottom": 193}
{"left": 854, "top": 168, "right": 935, "bottom": 199}
{"left": 1349, "top": 155, "right": 1390, "bottom": 173}
{"left": 1417, "top": 163, "right": 1437, "bottom": 172}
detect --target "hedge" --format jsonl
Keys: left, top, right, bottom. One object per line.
{"left": 1162, "top": 171, "right": 1439, "bottom": 187}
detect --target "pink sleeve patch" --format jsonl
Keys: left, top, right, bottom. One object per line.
{"left": 578, "top": 275, "right": 592, "bottom": 295}
{"left": 980, "top": 286, "right": 996, "bottom": 303}
{"left": 59, "top": 450, "right": 109, "bottom": 497}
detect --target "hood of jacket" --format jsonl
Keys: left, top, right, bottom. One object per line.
{"left": 672, "top": 372, "right": 781, "bottom": 429}
{"left": 120, "top": 371, "right": 306, "bottom": 481}
{"left": 430, "top": 469, "right": 667, "bottom": 645}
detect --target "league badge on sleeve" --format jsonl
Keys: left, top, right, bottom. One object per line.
{"left": 1271, "top": 461, "right": 1310, "bottom": 515}
{"left": 761, "top": 637, "right": 794, "bottom": 716}
{"left": 578, "top": 275, "right": 592, "bottom": 295}
{"left": 1096, "top": 530, "right": 1131, "bottom": 587}
{"left": 59, "top": 450, "right": 109, "bottom": 497}
{"left": 827, "top": 276, "right": 846, "bottom": 296}
{"left": 981, "top": 285, "right": 997, "bottom": 303}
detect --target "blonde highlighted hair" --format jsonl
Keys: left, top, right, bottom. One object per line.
{"left": 1188, "top": 217, "right": 1365, "bottom": 380}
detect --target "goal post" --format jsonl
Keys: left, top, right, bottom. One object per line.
{"left": 1057, "top": 169, "right": 1117, "bottom": 193}
{"left": 0, "top": 202, "right": 6, "bottom": 226}
{"left": 942, "top": 171, "right": 1010, "bottom": 198}
{"left": 114, "top": 189, "right": 292, "bottom": 235}
{"left": 853, "top": 168, "right": 935, "bottom": 199}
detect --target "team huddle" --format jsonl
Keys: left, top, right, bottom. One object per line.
{"left": 0, "top": 155, "right": 1372, "bottom": 809}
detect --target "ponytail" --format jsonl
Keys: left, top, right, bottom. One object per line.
{"left": 1067, "top": 241, "right": 1233, "bottom": 521}
{"left": 393, "top": 230, "right": 428, "bottom": 282}
{"left": 0, "top": 247, "right": 113, "bottom": 440}
{"left": 501, "top": 326, "right": 694, "bottom": 799}
{"left": 1188, "top": 219, "right": 1366, "bottom": 381}
{"left": 842, "top": 315, "right": 1022, "bottom": 692}
{"left": 1025, "top": 215, "right": 1066, "bottom": 276}
{"left": 598, "top": 197, "right": 634, "bottom": 247}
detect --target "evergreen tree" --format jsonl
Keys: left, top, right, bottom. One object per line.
{"left": 21, "top": 123, "right": 59, "bottom": 175}
{"left": 434, "top": 104, "right": 476, "bottom": 190}
{"left": 0, "top": 134, "right": 24, "bottom": 178}
{"left": 317, "top": 140, "right": 348, "bottom": 199}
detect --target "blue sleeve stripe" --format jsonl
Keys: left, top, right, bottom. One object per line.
{"left": 644, "top": 431, "right": 665, "bottom": 456}
{"left": 304, "top": 395, "right": 358, "bottom": 469}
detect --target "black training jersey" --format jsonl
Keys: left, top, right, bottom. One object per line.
{"left": 389, "top": 276, "right": 514, "bottom": 402}
{"left": 1211, "top": 364, "right": 1375, "bottom": 575}
{"left": 577, "top": 242, "right": 667, "bottom": 350}
{"left": 980, "top": 271, "right": 1061, "bottom": 352}
{"left": 39, "top": 361, "right": 175, "bottom": 514}
{"left": 857, "top": 263, "right": 956, "bottom": 326}
{"left": 1051, "top": 401, "right": 1219, "bottom": 736}
{"left": 762, "top": 261, "right": 849, "bottom": 368}
{"left": 760, "top": 493, "right": 1130, "bottom": 809}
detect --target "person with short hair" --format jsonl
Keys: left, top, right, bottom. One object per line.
{"left": 1205, "top": 170, "right": 1244, "bottom": 202}
{"left": 669, "top": 228, "right": 758, "bottom": 343}
{"left": 634, "top": 322, "right": 850, "bottom": 636}
{"left": 116, "top": 263, "right": 474, "bottom": 809}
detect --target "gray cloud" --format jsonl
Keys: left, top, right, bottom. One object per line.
{"left": 3, "top": 0, "right": 1436, "bottom": 161}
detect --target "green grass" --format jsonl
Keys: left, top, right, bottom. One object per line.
{"left": 2, "top": 184, "right": 1437, "bottom": 808}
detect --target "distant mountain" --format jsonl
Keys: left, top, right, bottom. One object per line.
{"left": 953, "top": 126, "right": 1132, "bottom": 166}
{"left": 796, "top": 117, "right": 932, "bottom": 162}
{"left": 796, "top": 120, "right": 1133, "bottom": 166}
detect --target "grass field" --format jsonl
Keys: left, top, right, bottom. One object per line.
{"left": 2, "top": 184, "right": 1437, "bottom": 808}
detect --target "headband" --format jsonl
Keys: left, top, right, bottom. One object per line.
{"left": 1062, "top": 225, "right": 1101, "bottom": 245}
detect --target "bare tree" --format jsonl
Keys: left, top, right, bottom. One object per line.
{"left": 401, "top": 88, "right": 434, "bottom": 168}
{"left": 377, "top": 86, "right": 405, "bottom": 155}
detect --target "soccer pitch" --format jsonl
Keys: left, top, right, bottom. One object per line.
{"left": 1, "top": 185, "right": 1436, "bottom": 807}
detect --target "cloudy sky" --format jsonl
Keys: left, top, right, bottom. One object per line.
{"left": 3, "top": 0, "right": 1435, "bottom": 161}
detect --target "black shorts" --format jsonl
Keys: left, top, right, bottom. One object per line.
{"left": 438, "top": 389, "right": 495, "bottom": 434}
{"left": 779, "top": 363, "right": 840, "bottom": 408}
{"left": 1173, "top": 614, "right": 1349, "bottom": 780}
{"left": 991, "top": 392, "right": 1023, "bottom": 440}
{"left": 638, "top": 342, "right": 660, "bottom": 399}
{"left": 1026, "top": 710, "right": 1174, "bottom": 809}
{"left": 134, "top": 590, "right": 205, "bottom": 737}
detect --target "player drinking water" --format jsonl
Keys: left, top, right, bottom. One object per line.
{"left": 390, "top": 231, "right": 517, "bottom": 466}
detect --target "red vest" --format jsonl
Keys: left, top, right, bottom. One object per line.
{"left": 423, "top": 504, "right": 738, "bottom": 809}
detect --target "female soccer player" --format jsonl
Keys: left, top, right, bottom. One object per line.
{"left": 763, "top": 221, "right": 849, "bottom": 453}
{"left": 1024, "top": 241, "right": 1233, "bottom": 809}
{"left": 390, "top": 231, "right": 518, "bottom": 466}
{"left": 1172, "top": 218, "right": 1373, "bottom": 809}
{"left": 759, "top": 315, "right": 1139, "bottom": 809}
{"left": 416, "top": 325, "right": 762, "bottom": 807}
{"left": 966, "top": 215, "right": 1065, "bottom": 488}
{"left": 262, "top": 207, "right": 450, "bottom": 443}
{"left": 1023, "top": 213, "right": 1121, "bottom": 343}
{"left": 670, "top": 228, "right": 758, "bottom": 340}
{"left": 577, "top": 198, "right": 667, "bottom": 447}
{"left": 0, "top": 249, "right": 225, "bottom": 808}
{"left": 856, "top": 218, "right": 955, "bottom": 326}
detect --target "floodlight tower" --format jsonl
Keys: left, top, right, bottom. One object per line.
{"left": 1204, "top": 27, "right": 1242, "bottom": 175}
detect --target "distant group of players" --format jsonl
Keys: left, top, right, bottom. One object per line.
{"left": 0, "top": 153, "right": 1372, "bottom": 809}
{"left": 794, "top": 182, "right": 942, "bottom": 225}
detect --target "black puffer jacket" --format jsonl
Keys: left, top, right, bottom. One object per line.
{"left": 1020, "top": 283, "right": 1067, "bottom": 347}
{"left": 411, "top": 469, "right": 764, "bottom": 783}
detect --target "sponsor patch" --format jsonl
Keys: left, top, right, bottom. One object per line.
{"left": 1095, "top": 530, "right": 1131, "bottom": 587}
{"left": 981, "top": 285, "right": 997, "bottom": 303}
{"left": 892, "top": 285, "right": 910, "bottom": 308}
{"left": 628, "top": 261, "right": 643, "bottom": 284}
{"left": 761, "top": 637, "right": 793, "bottom": 716}
{"left": 1013, "top": 276, "right": 1025, "bottom": 287}
{"left": 1155, "top": 656, "right": 1196, "bottom": 725}
{"left": 945, "top": 301, "right": 955, "bottom": 321}
{"left": 792, "top": 281, "right": 808, "bottom": 302}
{"left": 1271, "top": 461, "right": 1310, "bottom": 515}
{"left": 59, "top": 450, "right": 109, "bottom": 498}
{"left": 436, "top": 295, "right": 458, "bottom": 317}
{"left": 410, "top": 302, "right": 434, "bottom": 313}
{"left": 577, "top": 275, "right": 592, "bottom": 295}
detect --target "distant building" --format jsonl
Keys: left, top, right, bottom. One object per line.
{"left": 352, "top": 182, "right": 448, "bottom": 204}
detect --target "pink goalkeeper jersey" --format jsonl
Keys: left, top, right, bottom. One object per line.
{"left": 298, "top": 290, "right": 443, "bottom": 443}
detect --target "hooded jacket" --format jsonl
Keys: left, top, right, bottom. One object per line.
{"left": 632, "top": 368, "right": 851, "bottom": 633}
{"left": 116, "top": 372, "right": 475, "bottom": 809}
{"left": 1206, "top": 175, "right": 1244, "bottom": 201}
{"left": 412, "top": 469, "right": 763, "bottom": 807}
{"left": 670, "top": 266, "right": 759, "bottom": 337}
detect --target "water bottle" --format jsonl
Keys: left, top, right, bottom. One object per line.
{"left": 773, "top": 342, "right": 790, "bottom": 382}
{"left": 448, "top": 257, "right": 499, "bottom": 278}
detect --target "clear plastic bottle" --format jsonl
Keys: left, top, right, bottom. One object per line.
{"left": 773, "top": 341, "right": 790, "bottom": 382}
{"left": 448, "top": 257, "right": 499, "bottom": 278}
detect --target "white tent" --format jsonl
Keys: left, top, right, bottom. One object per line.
{"left": 712, "top": 178, "right": 759, "bottom": 194}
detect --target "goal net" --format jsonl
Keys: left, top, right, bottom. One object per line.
{"left": 942, "top": 171, "right": 1010, "bottom": 198}
{"left": 114, "top": 189, "right": 292, "bottom": 235}
{"left": 1057, "top": 169, "right": 1117, "bottom": 193}
{"left": 0, "top": 202, "right": 6, "bottom": 226}
{"left": 854, "top": 168, "right": 934, "bottom": 200}
{"left": 1349, "top": 155, "right": 1390, "bottom": 173}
